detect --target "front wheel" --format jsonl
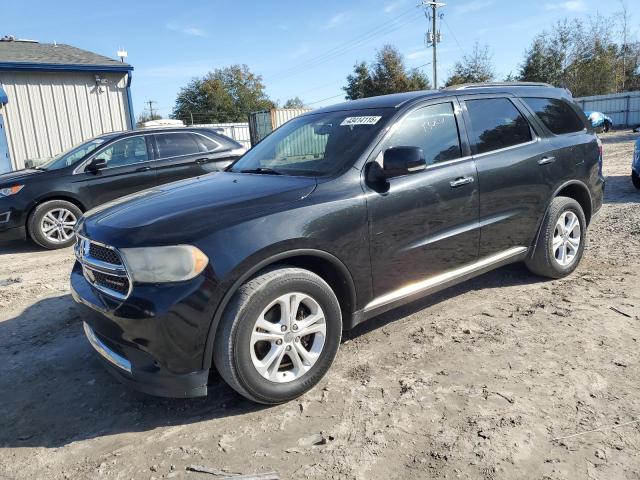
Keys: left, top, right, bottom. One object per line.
{"left": 28, "top": 200, "right": 82, "bottom": 249}
{"left": 214, "top": 266, "right": 342, "bottom": 404}
{"left": 525, "top": 196, "right": 586, "bottom": 279}
{"left": 632, "top": 171, "right": 640, "bottom": 190}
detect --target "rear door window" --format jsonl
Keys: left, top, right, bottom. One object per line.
{"left": 382, "top": 102, "right": 463, "bottom": 165}
{"left": 522, "top": 97, "right": 585, "bottom": 135}
{"left": 155, "top": 133, "right": 200, "bottom": 159}
{"left": 464, "top": 98, "right": 533, "bottom": 155}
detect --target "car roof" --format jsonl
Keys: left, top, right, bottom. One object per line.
{"left": 310, "top": 82, "right": 573, "bottom": 115}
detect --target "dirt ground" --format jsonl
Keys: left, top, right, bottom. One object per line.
{"left": 1, "top": 130, "right": 639, "bottom": 480}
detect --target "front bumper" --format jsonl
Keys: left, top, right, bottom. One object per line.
{"left": 71, "top": 261, "right": 215, "bottom": 398}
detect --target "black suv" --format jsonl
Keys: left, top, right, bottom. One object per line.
{"left": 0, "top": 128, "right": 245, "bottom": 249}
{"left": 71, "top": 83, "right": 604, "bottom": 404}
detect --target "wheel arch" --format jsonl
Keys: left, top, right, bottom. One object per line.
{"left": 202, "top": 249, "right": 357, "bottom": 371}
{"left": 530, "top": 179, "right": 593, "bottom": 252}
{"left": 554, "top": 180, "right": 593, "bottom": 225}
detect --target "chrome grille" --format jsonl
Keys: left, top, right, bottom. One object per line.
{"left": 89, "top": 243, "right": 122, "bottom": 265}
{"left": 75, "top": 235, "right": 132, "bottom": 300}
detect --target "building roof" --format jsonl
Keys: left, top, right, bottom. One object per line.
{"left": 0, "top": 39, "right": 132, "bottom": 72}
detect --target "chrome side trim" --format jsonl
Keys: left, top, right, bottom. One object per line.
{"left": 83, "top": 322, "right": 132, "bottom": 373}
{"left": 364, "top": 246, "right": 528, "bottom": 312}
{"left": 472, "top": 137, "right": 540, "bottom": 159}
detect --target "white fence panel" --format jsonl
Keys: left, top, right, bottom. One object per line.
{"left": 195, "top": 122, "right": 251, "bottom": 148}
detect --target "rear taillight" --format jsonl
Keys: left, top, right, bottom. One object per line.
{"left": 596, "top": 136, "right": 603, "bottom": 175}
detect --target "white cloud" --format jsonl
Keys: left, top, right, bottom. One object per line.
{"left": 545, "top": 0, "right": 586, "bottom": 11}
{"left": 166, "top": 23, "right": 208, "bottom": 37}
{"left": 384, "top": 0, "right": 404, "bottom": 13}
{"left": 406, "top": 49, "right": 429, "bottom": 60}
{"left": 322, "top": 11, "right": 351, "bottom": 30}
{"left": 455, "top": 0, "right": 495, "bottom": 14}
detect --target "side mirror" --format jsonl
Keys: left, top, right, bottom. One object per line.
{"left": 85, "top": 158, "right": 107, "bottom": 173}
{"left": 376, "top": 146, "right": 426, "bottom": 179}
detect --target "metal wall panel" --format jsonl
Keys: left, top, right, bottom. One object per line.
{"left": 575, "top": 91, "right": 640, "bottom": 127}
{"left": 248, "top": 108, "right": 312, "bottom": 145}
{"left": 0, "top": 70, "right": 132, "bottom": 169}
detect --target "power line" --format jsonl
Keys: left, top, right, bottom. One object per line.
{"left": 268, "top": 8, "right": 422, "bottom": 83}
{"left": 441, "top": 17, "right": 465, "bottom": 57}
{"left": 306, "top": 93, "right": 345, "bottom": 106}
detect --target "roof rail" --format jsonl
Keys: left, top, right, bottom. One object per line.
{"left": 444, "top": 81, "right": 554, "bottom": 90}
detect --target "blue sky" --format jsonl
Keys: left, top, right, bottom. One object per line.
{"left": 3, "top": 0, "right": 628, "bottom": 119}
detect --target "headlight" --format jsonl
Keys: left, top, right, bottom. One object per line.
{"left": 0, "top": 185, "right": 24, "bottom": 197}
{"left": 120, "top": 245, "right": 209, "bottom": 283}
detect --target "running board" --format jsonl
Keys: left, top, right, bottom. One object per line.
{"left": 362, "top": 246, "right": 528, "bottom": 319}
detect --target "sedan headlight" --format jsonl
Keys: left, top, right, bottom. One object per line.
{"left": 0, "top": 185, "right": 24, "bottom": 197}
{"left": 120, "top": 245, "right": 209, "bottom": 283}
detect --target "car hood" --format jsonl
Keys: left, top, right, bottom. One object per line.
{"left": 0, "top": 168, "right": 45, "bottom": 185}
{"left": 78, "top": 172, "right": 317, "bottom": 247}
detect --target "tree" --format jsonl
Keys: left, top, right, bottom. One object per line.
{"left": 343, "top": 45, "right": 430, "bottom": 100}
{"left": 136, "top": 111, "right": 162, "bottom": 128}
{"left": 282, "top": 97, "right": 305, "bottom": 108}
{"left": 444, "top": 42, "right": 495, "bottom": 87}
{"left": 173, "top": 65, "right": 275, "bottom": 124}
{"left": 518, "top": 14, "right": 640, "bottom": 95}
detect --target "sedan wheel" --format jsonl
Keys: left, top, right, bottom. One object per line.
{"left": 40, "top": 208, "right": 78, "bottom": 245}
{"left": 28, "top": 200, "right": 83, "bottom": 250}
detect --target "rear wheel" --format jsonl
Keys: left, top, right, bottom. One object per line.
{"left": 526, "top": 196, "right": 586, "bottom": 279}
{"left": 28, "top": 200, "right": 81, "bottom": 249}
{"left": 632, "top": 171, "right": 640, "bottom": 190}
{"left": 214, "top": 266, "right": 342, "bottom": 404}
{"left": 603, "top": 120, "right": 612, "bottom": 132}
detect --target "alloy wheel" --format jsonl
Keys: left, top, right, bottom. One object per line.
{"left": 250, "top": 292, "right": 326, "bottom": 383}
{"left": 40, "top": 208, "right": 77, "bottom": 244}
{"left": 552, "top": 211, "right": 581, "bottom": 267}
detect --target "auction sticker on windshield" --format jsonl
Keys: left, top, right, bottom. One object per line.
{"left": 340, "top": 116, "right": 382, "bottom": 126}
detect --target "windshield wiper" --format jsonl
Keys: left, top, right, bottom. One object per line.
{"left": 240, "top": 167, "right": 283, "bottom": 175}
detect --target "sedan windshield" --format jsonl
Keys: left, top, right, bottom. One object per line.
{"left": 38, "top": 136, "right": 115, "bottom": 171}
{"left": 230, "top": 108, "right": 393, "bottom": 177}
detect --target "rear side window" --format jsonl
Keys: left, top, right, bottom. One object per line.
{"left": 522, "top": 97, "right": 585, "bottom": 135}
{"left": 196, "top": 134, "right": 222, "bottom": 152}
{"left": 382, "top": 102, "right": 462, "bottom": 165}
{"left": 465, "top": 98, "right": 532, "bottom": 155}
{"left": 155, "top": 133, "right": 200, "bottom": 159}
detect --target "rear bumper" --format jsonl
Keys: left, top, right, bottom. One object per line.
{"left": 71, "top": 261, "right": 214, "bottom": 398}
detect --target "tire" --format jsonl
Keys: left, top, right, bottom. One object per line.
{"left": 603, "top": 121, "right": 611, "bottom": 133}
{"left": 214, "top": 266, "right": 342, "bottom": 404}
{"left": 525, "top": 196, "right": 586, "bottom": 279}
{"left": 633, "top": 171, "right": 640, "bottom": 190}
{"left": 28, "top": 200, "right": 82, "bottom": 249}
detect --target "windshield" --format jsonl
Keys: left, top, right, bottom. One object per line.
{"left": 38, "top": 136, "right": 114, "bottom": 171}
{"left": 230, "top": 108, "right": 393, "bottom": 177}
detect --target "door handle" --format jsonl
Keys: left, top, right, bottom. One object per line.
{"left": 449, "top": 176, "right": 474, "bottom": 188}
{"left": 538, "top": 156, "right": 556, "bottom": 165}
{"left": 195, "top": 158, "right": 209, "bottom": 165}
{"left": 136, "top": 166, "right": 152, "bottom": 172}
